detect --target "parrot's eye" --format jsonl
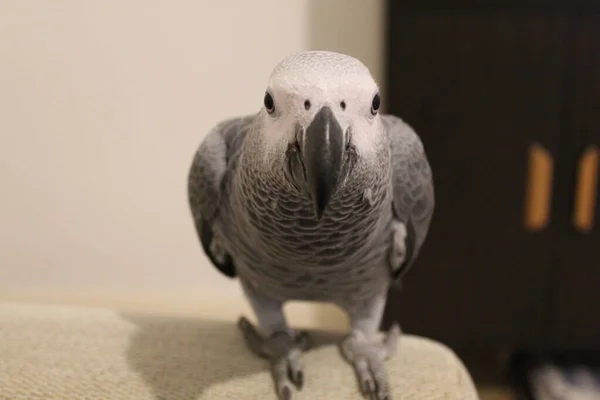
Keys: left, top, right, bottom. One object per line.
{"left": 264, "top": 92, "right": 275, "bottom": 114}
{"left": 371, "top": 93, "right": 381, "bottom": 115}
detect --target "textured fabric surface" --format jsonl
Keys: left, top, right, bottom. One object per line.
{"left": 0, "top": 301, "right": 479, "bottom": 400}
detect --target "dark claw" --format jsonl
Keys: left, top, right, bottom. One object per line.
{"left": 237, "top": 316, "right": 251, "bottom": 330}
{"left": 280, "top": 385, "right": 291, "bottom": 400}
{"left": 286, "top": 356, "right": 304, "bottom": 390}
{"left": 238, "top": 315, "right": 308, "bottom": 399}
{"left": 352, "top": 358, "right": 390, "bottom": 400}
{"left": 292, "top": 370, "right": 304, "bottom": 389}
{"left": 364, "top": 379, "right": 374, "bottom": 393}
{"left": 341, "top": 324, "right": 400, "bottom": 399}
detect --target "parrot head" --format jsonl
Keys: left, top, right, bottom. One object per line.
{"left": 258, "top": 50, "right": 384, "bottom": 219}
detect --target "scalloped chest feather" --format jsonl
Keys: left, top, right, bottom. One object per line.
{"left": 216, "top": 158, "right": 394, "bottom": 301}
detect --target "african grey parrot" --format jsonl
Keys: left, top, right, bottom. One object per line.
{"left": 187, "top": 50, "right": 434, "bottom": 400}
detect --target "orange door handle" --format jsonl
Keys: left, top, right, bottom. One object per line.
{"left": 573, "top": 145, "right": 599, "bottom": 233}
{"left": 524, "top": 143, "right": 554, "bottom": 232}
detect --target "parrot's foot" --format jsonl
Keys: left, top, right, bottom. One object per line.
{"left": 238, "top": 316, "right": 310, "bottom": 400}
{"left": 339, "top": 323, "right": 401, "bottom": 400}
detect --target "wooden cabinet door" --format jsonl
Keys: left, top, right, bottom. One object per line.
{"left": 550, "top": 16, "right": 600, "bottom": 349}
{"left": 383, "top": 7, "right": 569, "bottom": 349}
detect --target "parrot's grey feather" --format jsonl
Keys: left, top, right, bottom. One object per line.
{"left": 187, "top": 114, "right": 256, "bottom": 278}
{"left": 382, "top": 114, "right": 435, "bottom": 281}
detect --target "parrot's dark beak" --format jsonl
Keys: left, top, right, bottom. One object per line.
{"left": 302, "top": 106, "right": 345, "bottom": 219}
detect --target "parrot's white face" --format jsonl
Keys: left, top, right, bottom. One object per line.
{"left": 256, "top": 51, "right": 385, "bottom": 218}
{"left": 259, "top": 51, "right": 383, "bottom": 156}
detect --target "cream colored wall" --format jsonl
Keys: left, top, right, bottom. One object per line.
{"left": 0, "top": 0, "right": 385, "bottom": 330}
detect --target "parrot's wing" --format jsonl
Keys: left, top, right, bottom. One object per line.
{"left": 187, "top": 115, "right": 256, "bottom": 278}
{"left": 382, "top": 114, "right": 435, "bottom": 281}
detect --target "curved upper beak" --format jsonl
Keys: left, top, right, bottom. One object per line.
{"left": 301, "top": 106, "right": 345, "bottom": 219}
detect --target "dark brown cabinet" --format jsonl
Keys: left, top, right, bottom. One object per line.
{"left": 551, "top": 15, "right": 600, "bottom": 349}
{"left": 383, "top": 2, "right": 600, "bottom": 355}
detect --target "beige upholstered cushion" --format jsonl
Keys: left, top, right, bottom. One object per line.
{"left": 0, "top": 301, "right": 479, "bottom": 399}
